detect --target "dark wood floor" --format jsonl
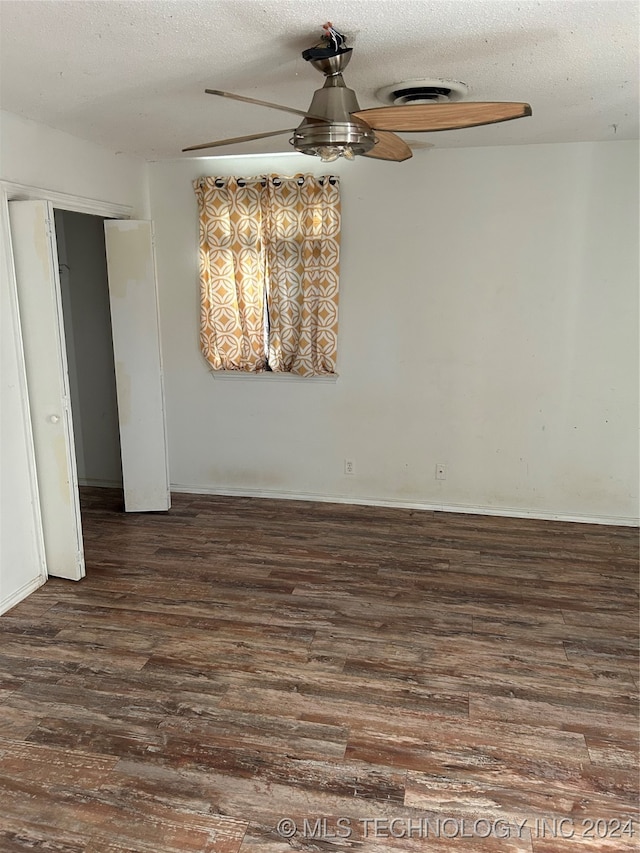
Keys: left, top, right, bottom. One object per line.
{"left": 1, "top": 488, "right": 638, "bottom": 852}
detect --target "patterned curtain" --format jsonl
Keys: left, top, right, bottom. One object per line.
{"left": 194, "top": 177, "right": 267, "bottom": 371}
{"left": 194, "top": 174, "right": 340, "bottom": 376}
{"left": 263, "top": 175, "right": 340, "bottom": 376}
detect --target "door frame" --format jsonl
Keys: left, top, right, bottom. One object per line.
{"left": 0, "top": 181, "right": 133, "bottom": 596}
{"left": 1, "top": 180, "right": 132, "bottom": 218}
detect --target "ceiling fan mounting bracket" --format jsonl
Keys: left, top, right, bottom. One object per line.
{"left": 303, "top": 48, "right": 354, "bottom": 79}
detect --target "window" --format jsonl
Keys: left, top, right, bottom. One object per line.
{"left": 194, "top": 174, "right": 341, "bottom": 377}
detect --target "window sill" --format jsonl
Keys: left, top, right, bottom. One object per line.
{"left": 210, "top": 370, "right": 339, "bottom": 383}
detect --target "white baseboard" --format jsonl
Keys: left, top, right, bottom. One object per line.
{"left": 169, "top": 484, "right": 639, "bottom": 527}
{"left": 0, "top": 574, "right": 47, "bottom": 616}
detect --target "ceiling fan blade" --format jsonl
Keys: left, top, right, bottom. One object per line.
{"left": 182, "top": 128, "right": 294, "bottom": 153}
{"left": 205, "top": 89, "right": 326, "bottom": 122}
{"left": 353, "top": 102, "right": 532, "bottom": 133}
{"left": 362, "top": 131, "right": 413, "bottom": 162}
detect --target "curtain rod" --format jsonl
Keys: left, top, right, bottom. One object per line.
{"left": 197, "top": 175, "right": 339, "bottom": 189}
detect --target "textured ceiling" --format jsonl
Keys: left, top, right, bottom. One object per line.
{"left": 0, "top": 0, "right": 637, "bottom": 160}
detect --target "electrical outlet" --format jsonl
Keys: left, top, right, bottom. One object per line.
{"left": 436, "top": 463, "right": 447, "bottom": 480}
{"left": 344, "top": 458, "right": 355, "bottom": 476}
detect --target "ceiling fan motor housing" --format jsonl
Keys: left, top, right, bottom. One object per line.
{"left": 293, "top": 72, "right": 376, "bottom": 157}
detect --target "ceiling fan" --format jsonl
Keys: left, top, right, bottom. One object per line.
{"left": 183, "top": 23, "right": 532, "bottom": 163}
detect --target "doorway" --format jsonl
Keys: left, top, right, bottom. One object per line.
{"left": 8, "top": 198, "right": 171, "bottom": 583}
{"left": 54, "top": 209, "right": 124, "bottom": 491}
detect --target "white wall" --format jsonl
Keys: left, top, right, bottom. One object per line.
{"left": 150, "top": 141, "right": 639, "bottom": 524}
{"left": 0, "top": 110, "right": 149, "bottom": 214}
{"left": 0, "top": 111, "right": 148, "bottom": 612}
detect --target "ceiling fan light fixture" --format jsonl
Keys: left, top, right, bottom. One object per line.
{"left": 308, "top": 143, "right": 357, "bottom": 161}
{"left": 319, "top": 146, "right": 341, "bottom": 162}
{"left": 292, "top": 120, "right": 375, "bottom": 160}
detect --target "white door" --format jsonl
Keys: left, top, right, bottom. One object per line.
{"left": 104, "top": 220, "right": 170, "bottom": 512}
{"left": 8, "top": 200, "right": 85, "bottom": 580}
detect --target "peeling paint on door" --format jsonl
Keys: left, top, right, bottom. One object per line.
{"left": 104, "top": 221, "right": 152, "bottom": 298}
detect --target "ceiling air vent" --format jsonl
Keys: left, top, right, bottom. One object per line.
{"left": 376, "top": 78, "right": 469, "bottom": 106}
